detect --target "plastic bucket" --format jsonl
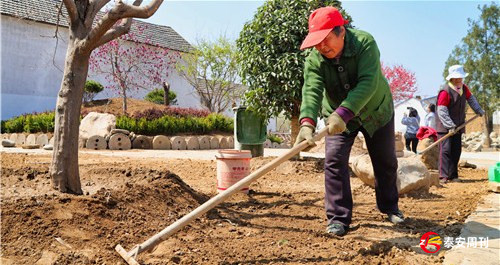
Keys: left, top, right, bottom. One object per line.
{"left": 215, "top": 150, "right": 252, "bottom": 193}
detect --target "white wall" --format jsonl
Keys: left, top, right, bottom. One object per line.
{"left": 1, "top": 16, "right": 67, "bottom": 119}
{"left": 394, "top": 98, "right": 427, "bottom": 133}
{"left": 1, "top": 15, "right": 201, "bottom": 120}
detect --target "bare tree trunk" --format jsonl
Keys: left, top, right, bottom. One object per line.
{"left": 50, "top": 42, "right": 88, "bottom": 194}
{"left": 122, "top": 88, "right": 128, "bottom": 115}
{"left": 163, "top": 81, "right": 170, "bottom": 106}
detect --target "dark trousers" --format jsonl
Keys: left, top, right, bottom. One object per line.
{"left": 438, "top": 133, "right": 462, "bottom": 180}
{"left": 324, "top": 116, "right": 399, "bottom": 227}
{"left": 404, "top": 133, "right": 419, "bottom": 153}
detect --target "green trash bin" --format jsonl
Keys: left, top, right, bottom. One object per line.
{"left": 233, "top": 107, "right": 267, "bottom": 157}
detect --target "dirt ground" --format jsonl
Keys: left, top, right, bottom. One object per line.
{"left": 0, "top": 151, "right": 490, "bottom": 265}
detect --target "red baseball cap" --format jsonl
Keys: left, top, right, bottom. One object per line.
{"left": 300, "top": 7, "right": 349, "bottom": 50}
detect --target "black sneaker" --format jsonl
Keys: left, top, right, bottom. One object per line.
{"left": 326, "top": 223, "right": 348, "bottom": 236}
{"left": 387, "top": 210, "right": 405, "bottom": 225}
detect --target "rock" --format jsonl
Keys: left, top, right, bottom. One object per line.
{"left": 49, "top": 137, "right": 55, "bottom": 146}
{"left": 264, "top": 139, "right": 272, "bottom": 148}
{"left": 132, "top": 135, "right": 152, "bottom": 149}
{"left": 416, "top": 138, "right": 438, "bottom": 170}
{"left": 209, "top": 137, "right": 220, "bottom": 149}
{"left": 395, "top": 151, "right": 404, "bottom": 158}
{"left": 226, "top": 136, "right": 234, "bottom": 149}
{"left": 458, "top": 160, "right": 477, "bottom": 169}
{"left": 198, "top": 136, "right": 210, "bottom": 150}
{"left": 1, "top": 134, "right": 10, "bottom": 140}
{"left": 110, "top": 129, "right": 130, "bottom": 135}
{"left": 129, "top": 132, "right": 136, "bottom": 141}
{"left": 272, "top": 142, "right": 280, "bottom": 149}
{"left": 9, "top": 133, "right": 18, "bottom": 143}
{"left": 2, "top": 139, "right": 16, "bottom": 147}
{"left": 85, "top": 135, "right": 107, "bottom": 150}
{"left": 152, "top": 135, "right": 171, "bottom": 150}
{"left": 79, "top": 112, "right": 116, "bottom": 139}
{"left": 395, "top": 140, "right": 405, "bottom": 152}
{"left": 186, "top": 137, "right": 200, "bottom": 150}
{"left": 490, "top": 132, "right": 498, "bottom": 139}
{"left": 15, "top": 134, "right": 26, "bottom": 146}
{"left": 108, "top": 133, "right": 131, "bottom": 150}
{"left": 36, "top": 134, "right": 49, "bottom": 146}
{"left": 22, "top": 144, "right": 40, "bottom": 149}
{"left": 219, "top": 137, "right": 229, "bottom": 149}
{"left": 280, "top": 142, "right": 289, "bottom": 149}
{"left": 171, "top": 137, "right": 187, "bottom": 150}
{"left": 351, "top": 154, "right": 433, "bottom": 194}
{"left": 24, "top": 133, "right": 36, "bottom": 145}
{"left": 43, "top": 144, "right": 53, "bottom": 150}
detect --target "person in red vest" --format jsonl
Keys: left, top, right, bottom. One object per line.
{"left": 436, "top": 65, "right": 484, "bottom": 183}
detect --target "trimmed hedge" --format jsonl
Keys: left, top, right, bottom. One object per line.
{"left": 2, "top": 109, "right": 233, "bottom": 135}
{"left": 116, "top": 113, "right": 233, "bottom": 135}
{"left": 1, "top": 111, "right": 55, "bottom": 133}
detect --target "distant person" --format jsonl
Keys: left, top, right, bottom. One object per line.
{"left": 401, "top": 107, "right": 420, "bottom": 153}
{"left": 424, "top": 103, "right": 436, "bottom": 129}
{"left": 293, "top": 6, "right": 404, "bottom": 236}
{"left": 436, "top": 65, "right": 484, "bottom": 183}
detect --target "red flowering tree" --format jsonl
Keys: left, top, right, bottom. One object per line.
{"left": 381, "top": 62, "right": 418, "bottom": 102}
{"left": 89, "top": 24, "right": 178, "bottom": 114}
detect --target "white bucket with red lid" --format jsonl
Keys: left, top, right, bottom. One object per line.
{"left": 215, "top": 150, "right": 252, "bottom": 193}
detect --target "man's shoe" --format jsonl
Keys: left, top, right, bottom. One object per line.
{"left": 326, "top": 223, "right": 348, "bottom": 236}
{"left": 387, "top": 210, "right": 405, "bottom": 225}
{"left": 449, "top": 178, "right": 462, "bottom": 183}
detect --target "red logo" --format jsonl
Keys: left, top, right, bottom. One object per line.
{"left": 420, "top": 232, "right": 442, "bottom": 253}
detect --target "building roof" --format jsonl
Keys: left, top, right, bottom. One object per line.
{"left": 1, "top": 0, "right": 193, "bottom": 52}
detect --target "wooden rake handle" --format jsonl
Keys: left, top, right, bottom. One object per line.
{"left": 418, "top": 114, "right": 480, "bottom": 155}
{"left": 116, "top": 126, "right": 330, "bottom": 264}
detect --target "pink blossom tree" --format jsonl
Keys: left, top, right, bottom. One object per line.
{"left": 381, "top": 62, "right": 418, "bottom": 102}
{"left": 89, "top": 24, "right": 178, "bottom": 114}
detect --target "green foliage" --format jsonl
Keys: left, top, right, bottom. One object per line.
{"left": 83, "top": 80, "right": 104, "bottom": 103}
{"left": 2, "top": 112, "right": 55, "bottom": 133}
{"left": 176, "top": 36, "right": 243, "bottom": 113}
{"left": 267, "top": 134, "right": 283, "bottom": 144}
{"left": 116, "top": 113, "right": 233, "bottom": 135}
{"left": 236, "top": 0, "right": 351, "bottom": 119}
{"left": 144, "top": 88, "right": 178, "bottom": 105}
{"left": 444, "top": 3, "right": 499, "bottom": 123}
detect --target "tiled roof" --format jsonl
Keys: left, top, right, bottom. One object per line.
{"left": 0, "top": 0, "right": 192, "bottom": 52}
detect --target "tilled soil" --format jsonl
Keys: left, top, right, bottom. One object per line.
{"left": 0, "top": 152, "right": 490, "bottom": 264}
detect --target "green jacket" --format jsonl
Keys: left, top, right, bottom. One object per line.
{"left": 299, "top": 28, "right": 394, "bottom": 137}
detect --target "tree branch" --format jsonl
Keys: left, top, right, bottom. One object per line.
{"left": 86, "top": 0, "right": 112, "bottom": 29}
{"left": 62, "top": 0, "right": 78, "bottom": 24}
{"left": 93, "top": 18, "right": 133, "bottom": 48}
{"left": 87, "top": 0, "right": 163, "bottom": 49}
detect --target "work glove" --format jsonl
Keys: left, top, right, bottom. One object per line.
{"left": 327, "top": 112, "right": 346, "bottom": 135}
{"left": 293, "top": 125, "right": 316, "bottom": 147}
{"left": 448, "top": 127, "right": 456, "bottom": 135}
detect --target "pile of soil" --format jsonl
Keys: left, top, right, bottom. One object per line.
{"left": 82, "top": 98, "right": 169, "bottom": 117}
{"left": 0, "top": 152, "right": 491, "bottom": 264}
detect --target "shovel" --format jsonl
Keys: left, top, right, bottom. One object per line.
{"left": 418, "top": 114, "right": 480, "bottom": 155}
{"left": 115, "top": 126, "right": 330, "bottom": 265}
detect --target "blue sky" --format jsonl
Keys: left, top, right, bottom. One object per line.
{"left": 142, "top": 0, "right": 489, "bottom": 98}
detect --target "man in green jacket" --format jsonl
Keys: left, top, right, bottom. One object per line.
{"left": 294, "top": 6, "right": 404, "bottom": 236}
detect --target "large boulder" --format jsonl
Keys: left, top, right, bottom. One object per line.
{"left": 416, "top": 138, "right": 438, "bottom": 170}
{"left": 351, "top": 154, "right": 435, "bottom": 194}
{"left": 79, "top": 112, "right": 116, "bottom": 139}
{"left": 2, "top": 139, "right": 16, "bottom": 147}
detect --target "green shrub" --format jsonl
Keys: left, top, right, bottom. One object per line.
{"left": 83, "top": 80, "right": 104, "bottom": 103}
{"left": 144, "top": 89, "right": 177, "bottom": 105}
{"left": 116, "top": 113, "right": 233, "bottom": 135}
{"left": 1, "top": 112, "right": 55, "bottom": 133}
{"left": 267, "top": 134, "right": 283, "bottom": 144}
